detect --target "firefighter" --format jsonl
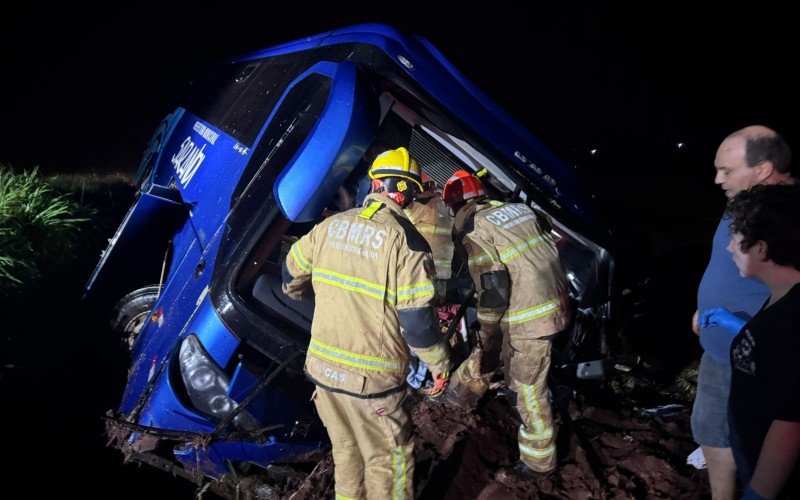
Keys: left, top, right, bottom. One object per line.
{"left": 439, "top": 169, "right": 571, "bottom": 476}
{"left": 403, "top": 173, "right": 456, "bottom": 388}
{"left": 404, "top": 172, "right": 455, "bottom": 297}
{"left": 282, "top": 146, "right": 454, "bottom": 499}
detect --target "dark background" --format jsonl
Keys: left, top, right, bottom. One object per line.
{"left": 0, "top": 1, "right": 796, "bottom": 496}
{"left": 2, "top": 2, "right": 796, "bottom": 178}
{"left": 2, "top": 1, "right": 797, "bottom": 262}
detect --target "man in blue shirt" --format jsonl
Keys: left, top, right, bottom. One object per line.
{"left": 692, "top": 125, "right": 794, "bottom": 499}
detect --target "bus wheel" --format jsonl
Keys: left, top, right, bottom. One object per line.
{"left": 111, "top": 285, "right": 161, "bottom": 351}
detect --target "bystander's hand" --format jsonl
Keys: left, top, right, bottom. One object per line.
{"left": 698, "top": 307, "right": 746, "bottom": 334}
{"left": 692, "top": 309, "right": 700, "bottom": 336}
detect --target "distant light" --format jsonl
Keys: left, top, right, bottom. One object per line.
{"left": 676, "top": 142, "right": 685, "bottom": 149}
{"left": 589, "top": 149, "right": 598, "bottom": 155}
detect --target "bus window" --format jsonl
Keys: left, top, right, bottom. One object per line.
{"left": 185, "top": 58, "right": 307, "bottom": 147}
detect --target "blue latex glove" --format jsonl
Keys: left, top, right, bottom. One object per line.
{"left": 698, "top": 307, "right": 746, "bottom": 334}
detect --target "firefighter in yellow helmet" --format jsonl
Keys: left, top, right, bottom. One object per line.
{"left": 282, "top": 146, "right": 454, "bottom": 499}
{"left": 439, "top": 169, "right": 571, "bottom": 476}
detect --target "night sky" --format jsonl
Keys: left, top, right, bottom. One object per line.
{"left": 1, "top": 1, "right": 796, "bottom": 212}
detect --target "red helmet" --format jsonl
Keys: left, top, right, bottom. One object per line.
{"left": 442, "top": 170, "right": 486, "bottom": 212}
{"left": 421, "top": 172, "right": 436, "bottom": 191}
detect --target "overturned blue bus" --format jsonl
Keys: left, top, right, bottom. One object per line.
{"left": 85, "top": 23, "right": 615, "bottom": 497}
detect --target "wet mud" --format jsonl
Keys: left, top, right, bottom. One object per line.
{"left": 286, "top": 384, "right": 709, "bottom": 499}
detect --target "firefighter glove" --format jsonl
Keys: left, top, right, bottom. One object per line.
{"left": 428, "top": 371, "right": 450, "bottom": 398}
{"left": 698, "top": 307, "right": 746, "bottom": 334}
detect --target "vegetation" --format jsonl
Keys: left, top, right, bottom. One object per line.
{"left": 0, "top": 166, "right": 108, "bottom": 298}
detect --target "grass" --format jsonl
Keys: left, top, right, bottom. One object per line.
{"left": 0, "top": 166, "right": 133, "bottom": 299}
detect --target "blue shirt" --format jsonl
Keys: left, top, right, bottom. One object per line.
{"left": 697, "top": 214, "right": 770, "bottom": 363}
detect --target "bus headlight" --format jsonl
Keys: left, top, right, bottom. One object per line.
{"left": 178, "top": 334, "right": 258, "bottom": 430}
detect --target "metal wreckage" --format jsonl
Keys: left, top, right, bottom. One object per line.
{"left": 86, "top": 23, "right": 624, "bottom": 498}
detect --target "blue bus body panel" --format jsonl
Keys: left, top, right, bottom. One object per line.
{"left": 174, "top": 438, "right": 323, "bottom": 480}
{"left": 122, "top": 200, "right": 229, "bottom": 413}
{"left": 127, "top": 296, "right": 320, "bottom": 439}
{"left": 274, "top": 61, "right": 379, "bottom": 222}
{"left": 120, "top": 58, "right": 378, "bottom": 417}
{"left": 140, "top": 59, "right": 377, "bottom": 248}
{"left": 120, "top": 234, "right": 206, "bottom": 415}
{"left": 137, "top": 110, "right": 185, "bottom": 188}
{"left": 131, "top": 299, "right": 238, "bottom": 431}
{"left": 83, "top": 187, "right": 186, "bottom": 298}
{"left": 228, "top": 363, "right": 271, "bottom": 416}
{"left": 227, "top": 361, "right": 320, "bottom": 431}
{"left": 236, "top": 23, "right": 593, "bottom": 225}
{"left": 160, "top": 117, "right": 248, "bottom": 246}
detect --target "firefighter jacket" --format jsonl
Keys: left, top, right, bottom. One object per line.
{"left": 404, "top": 190, "right": 455, "bottom": 280}
{"left": 453, "top": 199, "right": 571, "bottom": 340}
{"left": 283, "top": 193, "right": 452, "bottom": 397}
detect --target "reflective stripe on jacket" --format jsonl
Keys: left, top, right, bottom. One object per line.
{"left": 284, "top": 193, "right": 446, "bottom": 396}
{"left": 454, "top": 199, "right": 571, "bottom": 339}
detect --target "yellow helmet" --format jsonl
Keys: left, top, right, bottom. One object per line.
{"left": 368, "top": 147, "right": 424, "bottom": 192}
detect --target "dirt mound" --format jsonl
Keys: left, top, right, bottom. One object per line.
{"left": 286, "top": 386, "right": 709, "bottom": 499}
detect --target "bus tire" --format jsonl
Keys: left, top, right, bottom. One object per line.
{"left": 111, "top": 285, "right": 161, "bottom": 351}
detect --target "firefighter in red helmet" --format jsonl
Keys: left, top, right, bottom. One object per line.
{"left": 440, "top": 168, "right": 571, "bottom": 476}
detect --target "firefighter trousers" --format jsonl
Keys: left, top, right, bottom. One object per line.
{"left": 313, "top": 387, "right": 414, "bottom": 500}
{"left": 504, "top": 337, "right": 557, "bottom": 472}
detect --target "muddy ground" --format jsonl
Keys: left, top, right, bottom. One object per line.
{"left": 282, "top": 375, "right": 708, "bottom": 500}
